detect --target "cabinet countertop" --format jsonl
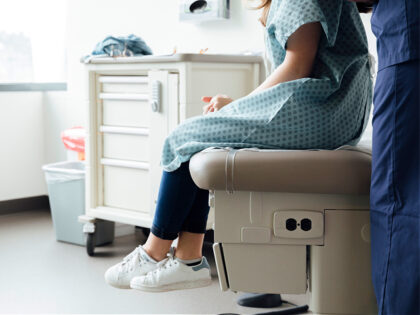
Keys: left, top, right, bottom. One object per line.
{"left": 83, "top": 53, "right": 264, "bottom": 65}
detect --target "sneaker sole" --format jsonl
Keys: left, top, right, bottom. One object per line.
{"left": 105, "top": 282, "right": 131, "bottom": 289}
{"left": 105, "top": 275, "right": 135, "bottom": 289}
{"left": 130, "top": 278, "right": 212, "bottom": 292}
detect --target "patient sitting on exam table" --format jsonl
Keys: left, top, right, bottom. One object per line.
{"left": 104, "top": 0, "right": 373, "bottom": 292}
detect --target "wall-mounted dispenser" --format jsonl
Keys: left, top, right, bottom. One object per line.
{"left": 179, "top": 0, "right": 230, "bottom": 23}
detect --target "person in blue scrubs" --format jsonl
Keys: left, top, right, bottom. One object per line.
{"left": 351, "top": 1, "right": 419, "bottom": 314}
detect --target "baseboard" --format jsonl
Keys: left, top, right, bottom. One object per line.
{"left": 0, "top": 195, "right": 50, "bottom": 215}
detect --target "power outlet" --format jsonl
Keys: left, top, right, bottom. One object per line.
{"left": 273, "top": 210, "right": 324, "bottom": 239}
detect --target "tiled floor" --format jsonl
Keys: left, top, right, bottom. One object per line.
{"left": 0, "top": 210, "right": 308, "bottom": 314}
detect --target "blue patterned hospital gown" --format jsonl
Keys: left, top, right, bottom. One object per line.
{"left": 161, "top": 0, "right": 372, "bottom": 172}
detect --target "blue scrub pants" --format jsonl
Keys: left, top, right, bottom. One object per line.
{"left": 371, "top": 59, "right": 420, "bottom": 315}
{"left": 151, "top": 161, "right": 210, "bottom": 240}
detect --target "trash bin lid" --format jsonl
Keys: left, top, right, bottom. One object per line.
{"left": 42, "top": 161, "right": 85, "bottom": 175}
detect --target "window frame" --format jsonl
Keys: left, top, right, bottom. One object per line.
{"left": 0, "top": 82, "right": 67, "bottom": 92}
{"left": 0, "top": 0, "right": 68, "bottom": 91}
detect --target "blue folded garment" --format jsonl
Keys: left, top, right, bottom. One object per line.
{"left": 82, "top": 34, "right": 152, "bottom": 62}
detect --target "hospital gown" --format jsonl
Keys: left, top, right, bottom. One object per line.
{"left": 161, "top": 0, "right": 372, "bottom": 172}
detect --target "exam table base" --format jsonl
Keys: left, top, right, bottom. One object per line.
{"left": 212, "top": 190, "right": 378, "bottom": 315}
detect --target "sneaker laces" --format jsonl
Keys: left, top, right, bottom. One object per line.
{"left": 151, "top": 248, "right": 177, "bottom": 275}
{"left": 119, "top": 246, "right": 145, "bottom": 273}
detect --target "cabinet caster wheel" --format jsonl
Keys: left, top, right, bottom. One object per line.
{"left": 86, "top": 233, "right": 95, "bottom": 256}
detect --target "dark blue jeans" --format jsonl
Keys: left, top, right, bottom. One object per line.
{"left": 151, "top": 162, "right": 210, "bottom": 240}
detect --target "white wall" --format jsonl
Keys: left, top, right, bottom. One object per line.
{"left": 43, "top": 91, "right": 77, "bottom": 164}
{"left": 0, "top": 90, "right": 75, "bottom": 201}
{"left": 0, "top": 92, "right": 46, "bottom": 200}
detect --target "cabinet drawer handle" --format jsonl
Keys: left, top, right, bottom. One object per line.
{"left": 99, "top": 93, "right": 149, "bottom": 101}
{"left": 150, "top": 80, "right": 161, "bottom": 112}
{"left": 99, "top": 76, "right": 149, "bottom": 84}
{"left": 101, "top": 158, "right": 150, "bottom": 170}
{"left": 100, "top": 126, "right": 150, "bottom": 136}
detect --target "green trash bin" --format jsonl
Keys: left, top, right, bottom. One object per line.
{"left": 42, "top": 161, "right": 114, "bottom": 246}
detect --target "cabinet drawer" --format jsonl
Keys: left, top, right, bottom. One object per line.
{"left": 102, "top": 99, "right": 151, "bottom": 128}
{"left": 103, "top": 162, "right": 151, "bottom": 212}
{"left": 103, "top": 132, "right": 150, "bottom": 162}
{"left": 100, "top": 76, "right": 149, "bottom": 94}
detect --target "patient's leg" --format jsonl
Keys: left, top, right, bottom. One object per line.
{"left": 175, "top": 231, "right": 205, "bottom": 260}
{"left": 142, "top": 233, "right": 173, "bottom": 261}
{"left": 105, "top": 161, "right": 211, "bottom": 289}
{"left": 143, "top": 161, "right": 210, "bottom": 261}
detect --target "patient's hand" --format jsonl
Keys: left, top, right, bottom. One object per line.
{"left": 202, "top": 95, "right": 233, "bottom": 114}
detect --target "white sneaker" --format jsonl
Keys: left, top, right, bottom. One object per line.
{"left": 130, "top": 252, "right": 212, "bottom": 292}
{"left": 104, "top": 245, "right": 159, "bottom": 289}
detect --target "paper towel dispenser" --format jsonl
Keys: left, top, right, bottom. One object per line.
{"left": 179, "top": 0, "right": 230, "bottom": 23}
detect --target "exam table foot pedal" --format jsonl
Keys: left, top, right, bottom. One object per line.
{"left": 219, "top": 304, "right": 309, "bottom": 315}
{"left": 237, "top": 293, "right": 309, "bottom": 315}
{"left": 237, "top": 293, "right": 283, "bottom": 308}
{"left": 253, "top": 304, "right": 309, "bottom": 315}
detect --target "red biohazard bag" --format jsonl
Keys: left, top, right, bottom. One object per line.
{"left": 61, "top": 126, "right": 86, "bottom": 160}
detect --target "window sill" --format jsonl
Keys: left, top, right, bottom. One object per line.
{"left": 0, "top": 83, "right": 67, "bottom": 92}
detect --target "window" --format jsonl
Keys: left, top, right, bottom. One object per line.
{"left": 0, "top": 0, "right": 67, "bottom": 85}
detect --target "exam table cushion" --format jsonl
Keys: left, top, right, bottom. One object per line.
{"left": 189, "top": 149, "right": 371, "bottom": 195}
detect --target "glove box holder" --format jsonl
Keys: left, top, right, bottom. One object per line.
{"left": 213, "top": 243, "right": 307, "bottom": 294}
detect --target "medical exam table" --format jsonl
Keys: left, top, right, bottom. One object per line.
{"left": 190, "top": 147, "right": 377, "bottom": 315}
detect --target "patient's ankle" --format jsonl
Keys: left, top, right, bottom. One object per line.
{"left": 142, "top": 233, "right": 173, "bottom": 261}
{"left": 174, "top": 248, "right": 202, "bottom": 261}
{"left": 142, "top": 245, "right": 167, "bottom": 262}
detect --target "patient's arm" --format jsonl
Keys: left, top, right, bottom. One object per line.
{"left": 251, "top": 22, "right": 322, "bottom": 95}
{"left": 202, "top": 22, "right": 321, "bottom": 114}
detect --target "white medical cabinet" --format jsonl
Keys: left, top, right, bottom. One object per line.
{"left": 79, "top": 53, "right": 264, "bottom": 255}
